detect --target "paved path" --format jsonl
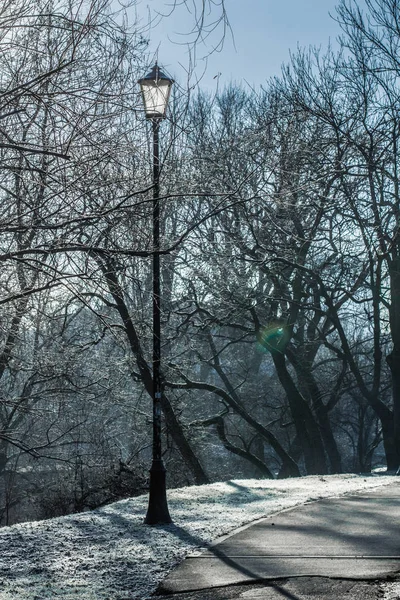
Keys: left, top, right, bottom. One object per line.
{"left": 157, "top": 482, "right": 400, "bottom": 598}
{"left": 155, "top": 577, "right": 392, "bottom": 599}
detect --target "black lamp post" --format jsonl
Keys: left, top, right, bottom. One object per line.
{"left": 138, "top": 64, "right": 174, "bottom": 525}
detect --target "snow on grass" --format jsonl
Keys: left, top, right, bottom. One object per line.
{"left": 0, "top": 473, "right": 398, "bottom": 600}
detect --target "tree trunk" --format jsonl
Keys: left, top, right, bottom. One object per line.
{"left": 287, "top": 347, "right": 343, "bottom": 474}
{"left": 299, "top": 365, "right": 342, "bottom": 473}
{"left": 161, "top": 393, "right": 209, "bottom": 484}
{"left": 379, "top": 395, "right": 398, "bottom": 470}
{"left": 0, "top": 444, "right": 7, "bottom": 476}
{"left": 386, "top": 255, "right": 400, "bottom": 469}
{"left": 272, "top": 352, "right": 328, "bottom": 474}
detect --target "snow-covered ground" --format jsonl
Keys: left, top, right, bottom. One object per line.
{"left": 0, "top": 473, "right": 399, "bottom": 600}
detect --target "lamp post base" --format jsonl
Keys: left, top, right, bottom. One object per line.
{"left": 144, "top": 459, "right": 172, "bottom": 525}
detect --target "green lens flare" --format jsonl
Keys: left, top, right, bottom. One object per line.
{"left": 257, "top": 323, "right": 290, "bottom": 354}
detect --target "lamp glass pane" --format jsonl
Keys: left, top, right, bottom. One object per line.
{"left": 141, "top": 80, "right": 172, "bottom": 118}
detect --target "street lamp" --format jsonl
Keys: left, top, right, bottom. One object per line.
{"left": 138, "top": 64, "right": 174, "bottom": 525}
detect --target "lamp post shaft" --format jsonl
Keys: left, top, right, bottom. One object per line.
{"left": 152, "top": 118, "right": 162, "bottom": 461}
{"left": 145, "top": 118, "right": 172, "bottom": 525}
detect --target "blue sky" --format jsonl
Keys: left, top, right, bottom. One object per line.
{"left": 134, "top": 0, "right": 349, "bottom": 91}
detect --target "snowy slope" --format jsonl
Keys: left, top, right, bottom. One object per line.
{"left": 0, "top": 473, "right": 398, "bottom": 600}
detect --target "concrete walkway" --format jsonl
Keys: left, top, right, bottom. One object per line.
{"left": 157, "top": 483, "right": 400, "bottom": 598}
